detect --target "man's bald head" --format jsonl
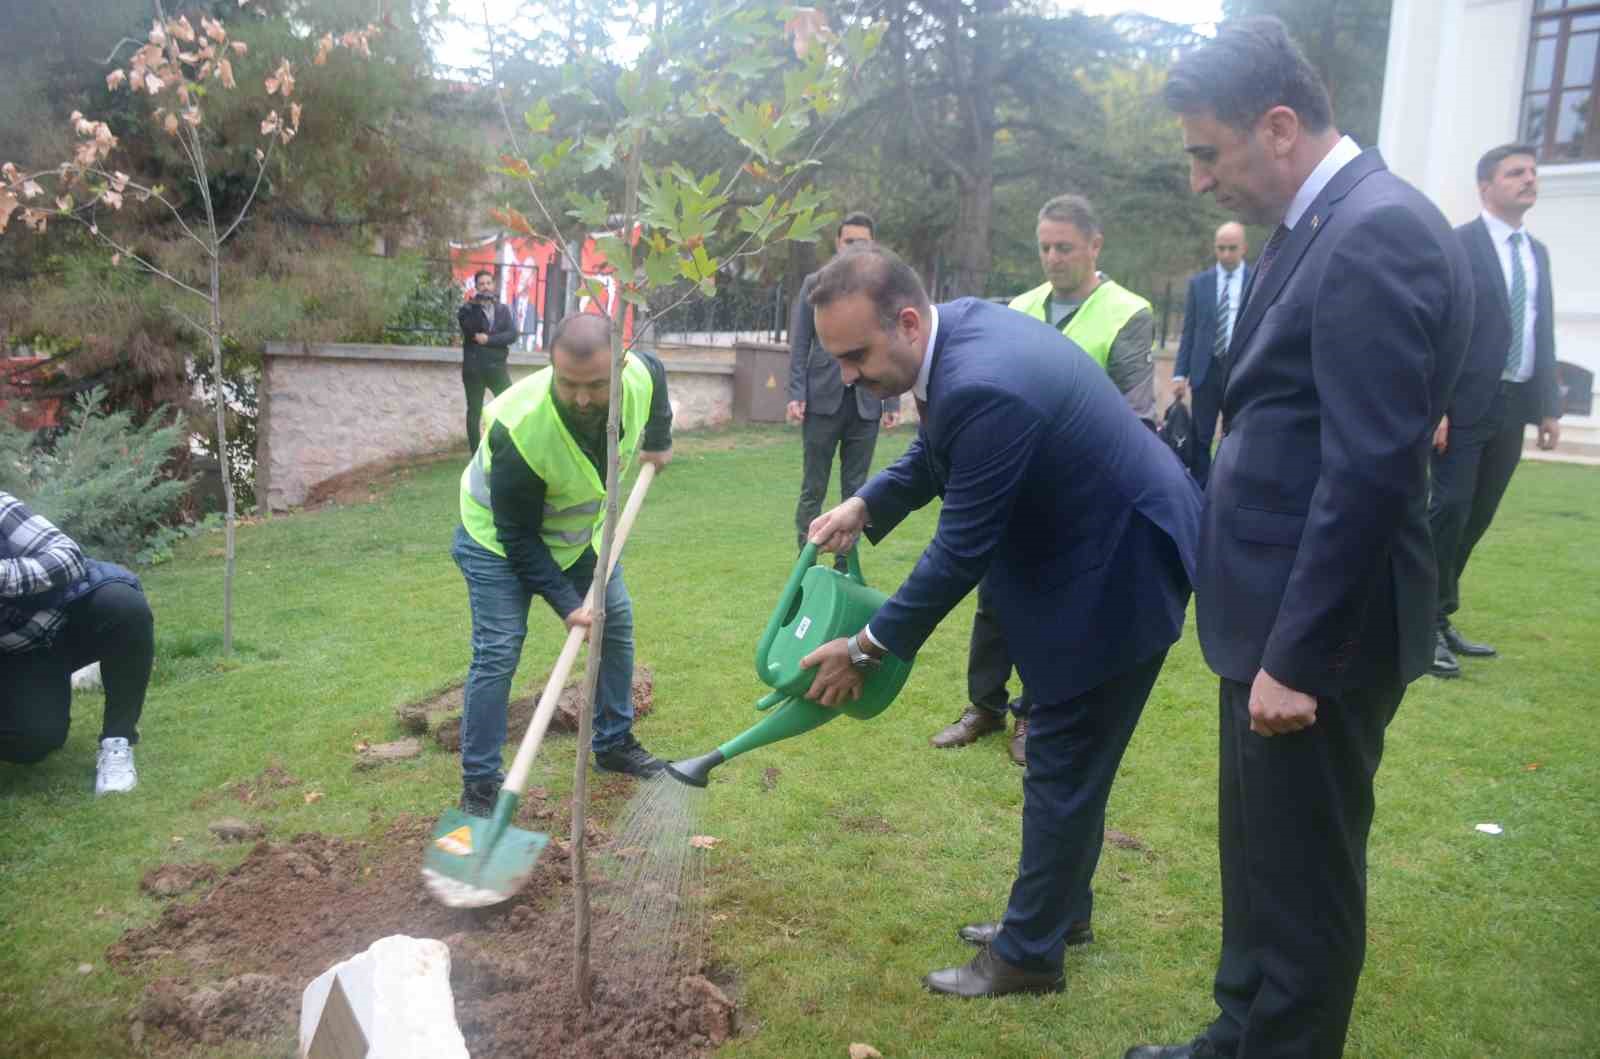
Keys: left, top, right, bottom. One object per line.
{"left": 549, "top": 313, "right": 616, "bottom": 424}
{"left": 550, "top": 312, "right": 614, "bottom": 362}
{"left": 1213, "top": 222, "right": 1247, "bottom": 271}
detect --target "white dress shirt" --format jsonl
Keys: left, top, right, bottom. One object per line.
{"left": 1215, "top": 262, "right": 1244, "bottom": 350}
{"left": 1480, "top": 210, "right": 1539, "bottom": 383}
{"left": 1283, "top": 135, "right": 1362, "bottom": 231}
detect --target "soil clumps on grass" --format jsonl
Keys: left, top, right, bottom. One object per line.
{"left": 431, "top": 663, "right": 655, "bottom": 751}
{"left": 110, "top": 788, "right": 727, "bottom": 1057}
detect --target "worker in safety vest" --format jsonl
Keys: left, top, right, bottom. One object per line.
{"left": 931, "top": 193, "right": 1157, "bottom": 766}
{"left": 451, "top": 313, "right": 673, "bottom": 816}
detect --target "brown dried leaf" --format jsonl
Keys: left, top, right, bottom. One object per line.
{"left": 163, "top": 113, "right": 180, "bottom": 136}
{"left": 848, "top": 1045, "right": 883, "bottom": 1059}
{"left": 0, "top": 188, "right": 16, "bottom": 234}
{"left": 785, "top": 7, "right": 831, "bottom": 59}
{"left": 689, "top": 835, "right": 721, "bottom": 849}
{"left": 218, "top": 58, "right": 235, "bottom": 89}
{"left": 303, "top": 791, "right": 324, "bottom": 805}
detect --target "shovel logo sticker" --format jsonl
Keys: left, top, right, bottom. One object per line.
{"left": 794, "top": 616, "right": 811, "bottom": 639}
{"left": 435, "top": 826, "right": 474, "bottom": 857}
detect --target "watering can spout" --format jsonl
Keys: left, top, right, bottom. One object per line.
{"left": 669, "top": 544, "right": 913, "bottom": 785}
{"left": 664, "top": 749, "right": 724, "bottom": 788}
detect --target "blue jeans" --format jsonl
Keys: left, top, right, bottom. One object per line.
{"left": 451, "top": 525, "right": 636, "bottom": 785}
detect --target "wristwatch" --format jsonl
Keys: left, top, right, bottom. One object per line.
{"left": 845, "top": 633, "right": 881, "bottom": 669}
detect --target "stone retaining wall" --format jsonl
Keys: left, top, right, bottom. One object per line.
{"left": 258, "top": 342, "right": 734, "bottom": 511}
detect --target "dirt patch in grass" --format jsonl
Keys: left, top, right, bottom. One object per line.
{"left": 432, "top": 664, "right": 656, "bottom": 753}
{"left": 110, "top": 784, "right": 731, "bottom": 1057}
{"left": 302, "top": 449, "right": 460, "bottom": 509}
{"left": 188, "top": 762, "right": 301, "bottom": 811}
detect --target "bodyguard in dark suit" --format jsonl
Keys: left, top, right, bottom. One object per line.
{"left": 1128, "top": 19, "right": 1473, "bottom": 1059}
{"left": 1427, "top": 144, "right": 1562, "bottom": 678}
{"left": 459, "top": 268, "right": 519, "bottom": 452}
{"left": 796, "top": 246, "right": 1201, "bottom": 998}
{"left": 1172, "top": 222, "right": 1250, "bottom": 486}
{"left": 787, "top": 212, "right": 900, "bottom": 558}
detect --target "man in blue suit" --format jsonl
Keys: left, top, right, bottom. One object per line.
{"left": 1172, "top": 222, "right": 1249, "bottom": 486}
{"left": 1127, "top": 19, "right": 1473, "bottom": 1059}
{"left": 1427, "top": 144, "right": 1563, "bottom": 678}
{"left": 797, "top": 245, "right": 1201, "bottom": 998}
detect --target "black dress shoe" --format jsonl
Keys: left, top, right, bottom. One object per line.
{"left": 1429, "top": 631, "right": 1461, "bottom": 679}
{"left": 957, "top": 919, "right": 1093, "bottom": 948}
{"left": 921, "top": 945, "right": 1063, "bottom": 998}
{"left": 1124, "top": 1035, "right": 1230, "bottom": 1058}
{"left": 1440, "top": 621, "right": 1496, "bottom": 657}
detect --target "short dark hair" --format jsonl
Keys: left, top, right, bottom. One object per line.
{"left": 808, "top": 244, "right": 927, "bottom": 331}
{"left": 838, "top": 211, "right": 875, "bottom": 238}
{"left": 1476, "top": 143, "right": 1538, "bottom": 184}
{"left": 1163, "top": 16, "right": 1334, "bottom": 134}
{"left": 473, "top": 269, "right": 494, "bottom": 285}
{"left": 1037, "top": 194, "right": 1101, "bottom": 238}
{"left": 550, "top": 312, "right": 613, "bottom": 361}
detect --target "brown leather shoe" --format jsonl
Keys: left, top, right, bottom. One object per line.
{"left": 1008, "top": 717, "right": 1028, "bottom": 766}
{"left": 958, "top": 919, "right": 1092, "bottom": 948}
{"left": 931, "top": 706, "right": 1006, "bottom": 748}
{"left": 922, "top": 945, "right": 1064, "bottom": 998}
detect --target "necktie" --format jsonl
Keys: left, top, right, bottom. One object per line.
{"left": 1505, "top": 232, "right": 1526, "bottom": 380}
{"left": 1214, "top": 276, "right": 1231, "bottom": 364}
{"left": 1242, "top": 224, "right": 1289, "bottom": 309}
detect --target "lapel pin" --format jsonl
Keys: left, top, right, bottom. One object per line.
{"left": 1311, "top": 214, "right": 1321, "bottom": 231}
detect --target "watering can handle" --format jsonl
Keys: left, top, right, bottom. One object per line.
{"left": 755, "top": 543, "right": 819, "bottom": 684}
{"left": 753, "top": 541, "right": 869, "bottom": 685}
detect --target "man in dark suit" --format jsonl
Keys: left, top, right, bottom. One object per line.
{"left": 1171, "top": 222, "right": 1250, "bottom": 486}
{"left": 797, "top": 245, "right": 1202, "bottom": 998}
{"left": 1427, "top": 144, "right": 1562, "bottom": 678}
{"left": 1127, "top": 18, "right": 1473, "bottom": 1059}
{"left": 459, "top": 268, "right": 520, "bottom": 451}
{"left": 787, "top": 212, "right": 900, "bottom": 565}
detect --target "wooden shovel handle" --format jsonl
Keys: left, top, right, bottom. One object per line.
{"left": 502, "top": 463, "right": 657, "bottom": 795}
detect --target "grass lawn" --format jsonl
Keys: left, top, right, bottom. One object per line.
{"left": 2, "top": 423, "right": 1597, "bottom": 1058}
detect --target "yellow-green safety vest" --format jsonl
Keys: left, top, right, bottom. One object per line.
{"left": 1008, "top": 278, "right": 1152, "bottom": 369}
{"left": 459, "top": 356, "right": 653, "bottom": 570}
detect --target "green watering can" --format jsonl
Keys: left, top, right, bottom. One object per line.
{"left": 665, "top": 543, "right": 913, "bottom": 787}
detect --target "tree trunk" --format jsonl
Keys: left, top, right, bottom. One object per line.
{"left": 944, "top": 170, "right": 994, "bottom": 298}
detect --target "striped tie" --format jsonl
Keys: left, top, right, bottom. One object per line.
{"left": 1214, "top": 278, "right": 1231, "bottom": 364}
{"left": 1505, "top": 232, "right": 1526, "bottom": 380}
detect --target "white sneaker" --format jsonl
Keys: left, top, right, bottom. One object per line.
{"left": 95, "top": 737, "right": 138, "bottom": 795}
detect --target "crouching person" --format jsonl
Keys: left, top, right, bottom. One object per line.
{"left": 1, "top": 490, "right": 152, "bottom": 794}
{"left": 451, "top": 313, "right": 674, "bottom": 816}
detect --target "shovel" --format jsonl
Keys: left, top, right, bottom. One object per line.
{"left": 422, "top": 463, "right": 657, "bottom": 908}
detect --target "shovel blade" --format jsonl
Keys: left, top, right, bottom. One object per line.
{"left": 421, "top": 796, "right": 549, "bottom": 908}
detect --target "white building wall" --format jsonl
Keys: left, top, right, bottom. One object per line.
{"left": 1380, "top": 0, "right": 1600, "bottom": 445}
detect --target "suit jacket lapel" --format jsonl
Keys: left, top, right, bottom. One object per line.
{"left": 1467, "top": 218, "right": 1511, "bottom": 324}
{"left": 1227, "top": 149, "right": 1386, "bottom": 365}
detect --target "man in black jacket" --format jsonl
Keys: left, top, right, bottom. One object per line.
{"left": 787, "top": 212, "right": 900, "bottom": 565}
{"left": 1427, "top": 144, "right": 1562, "bottom": 678}
{"left": 459, "top": 269, "right": 520, "bottom": 451}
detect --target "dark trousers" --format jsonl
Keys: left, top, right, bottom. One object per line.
{"left": 989, "top": 650, "right": 1167, "bottom": 973}
{"left": 793, "top": 397, "right": 879, "bottom": 548}
{"left": 1429, "top": 383, "right": 1527, "bottom": 623}
{"left": 463, "top": 349, "right": 513, "bottom": 452}
{"left": 1190, "top": 372, "right": 1225, "bottom": 488}
{"left": 1208, "top": 675, "right": 1404, "bottom": 1059}
{"left": 0, "top": 581, "right": 154, "bottom": 764}
{"left": 966, "top": 576, "right": 1030, "bottom": 718}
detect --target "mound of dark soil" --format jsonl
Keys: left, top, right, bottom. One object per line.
{"left": 111, "top": 798, "right": 728, "bottom": 1057}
